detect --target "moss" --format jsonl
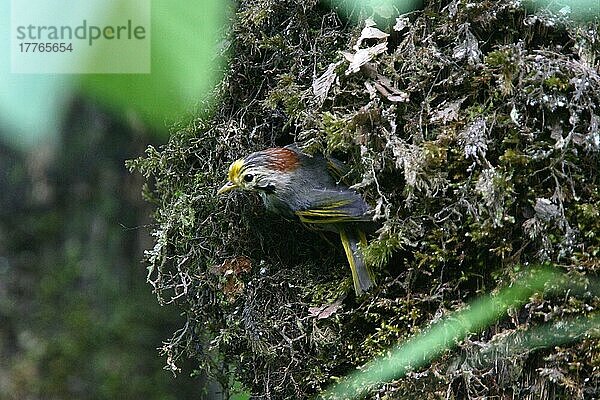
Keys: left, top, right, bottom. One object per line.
{"left": 264, "top": 73, "right": 305, "bottom": 118}
{"left": 322, "top": 112, "right": 355, "bottom": 152}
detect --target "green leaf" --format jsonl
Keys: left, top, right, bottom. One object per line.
{"left": 0, "top": 0, "right": 229, "bottom": 149}
{"left": 80, "top": 0, "right": 229, "bottom": 133}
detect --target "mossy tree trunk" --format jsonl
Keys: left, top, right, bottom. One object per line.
{"left": 130, "top": 1, "right": 600, "bottom": 398}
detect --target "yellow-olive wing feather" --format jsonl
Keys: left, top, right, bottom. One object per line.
{"left": 294, "top": 189, "right": 371, "bottom": 224}
{"left": 326, "top": 157, "right": 350, "bottom": 183}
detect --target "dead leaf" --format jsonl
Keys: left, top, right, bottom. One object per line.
{"left": 223, "top": 276, "right": 245, "bottom": 301}
{"left": 364, "top": 81, "right": 377, "bottom": 99}
{"left": 373, "top": 75, "right": 409, "bottom": 102}
{"left": 394, "top": 17, "right": 410, "bottom": 31}
{"left": 308, "top": 300, "right": 342, "bottom": 319}
{"left": 212, "top": 256, "right": 252, "bottom": 276}
{"left": 344, "top": 42, "right": 388, "bottom": 75}
{"left": 313, "top": 61, "right": 341, "bottom": 105}
{"left": 431, "top": 99, "right": 465, "bottom": 123}
{"left": 452, "top": 27, "right": 481, "bottom": 65}
{"left": 354, "top": 27, "right": 389, "bottom": 51}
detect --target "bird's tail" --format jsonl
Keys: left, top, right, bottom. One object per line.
{"left": 339, "top": 228, "right": 375, "bottom": 296}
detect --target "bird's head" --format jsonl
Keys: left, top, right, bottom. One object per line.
{"left": 217, "top": 147, "right": 300, "bottom": 195}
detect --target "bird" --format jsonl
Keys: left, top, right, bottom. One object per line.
{"left": 218, "top": 144, "right": 375, "bottom": 296}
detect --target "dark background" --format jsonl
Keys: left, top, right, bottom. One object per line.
{"left": 0, "top": 98, "right": 206, "bottom": 399}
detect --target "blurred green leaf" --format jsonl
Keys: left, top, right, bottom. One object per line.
{"left": 324, "top": 268, "right": 600, "bottom": 399}
{"left": 81, "top": 0, "right": 229, "bottom": 133}
{"left": 524, "top": 0, "right": 600, "bottom": 18}
{"left": 0, "top": 0, "right": 229, "bottom": 149}
{"left": 0, "top": 1, "right": 70, "bottom": 148}
{"left": 324, "top": 0, "right": 423, "bottom": 20}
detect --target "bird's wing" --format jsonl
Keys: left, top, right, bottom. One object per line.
{"left": 294, "top": 189, "right": 371, "bottom": 224}
{"left": 284, "top": 143, "right": 350, "bottom": 183}
{"left": 326, "top": 157, "right": 350, "bottom": 183}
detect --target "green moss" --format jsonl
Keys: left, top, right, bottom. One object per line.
{"left": 485, "top": 50, "right": 510, "bottom": 67}
{"left": 499, "top": 148, "right": 529, "bottom": 166}
{"left": 362, "top": 231, "right": 402, "bottom": 270}
{"left": 264, "top": 73, "right": 305, "bottom": 118}
{"left": 322, "top": 112, "right": 355, "bottom": 153}
{"left": 543, "top": 75, "right": 570, "bottom": 91}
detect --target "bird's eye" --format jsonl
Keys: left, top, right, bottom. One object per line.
{"left": 243, "top": 174, "right": 254, "bottom": 183}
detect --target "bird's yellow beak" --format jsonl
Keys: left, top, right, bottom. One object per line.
{"left": 217, "top": 181, "right": 238, "bottom": 195}
{"left": 219, "top": 159, "right": 244, "bottom": 194}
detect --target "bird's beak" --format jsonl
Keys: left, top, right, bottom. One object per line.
{"left": 217, "top": 181, "right": 237, "bottom": 195}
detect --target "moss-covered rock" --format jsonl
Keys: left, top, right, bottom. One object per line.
{"left": 129, "top": 1, "right": 599, "bottom": 398}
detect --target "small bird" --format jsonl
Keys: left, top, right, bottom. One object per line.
{"left": 218, "top": 144, "right": 375, "bottom": 296}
